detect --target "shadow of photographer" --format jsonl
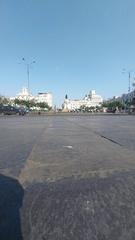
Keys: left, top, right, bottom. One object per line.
{"left": 0, "top": 173, "right": 24, "bottom": 240}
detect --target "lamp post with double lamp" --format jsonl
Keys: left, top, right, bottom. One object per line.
{"left": 22, "top": 58, "right": 36, "bottom": 94}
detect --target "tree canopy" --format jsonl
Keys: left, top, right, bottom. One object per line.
{"left": 14, "top": 99, "right": 51, "bottom": 110}
{"left": 102, "top": 101, "right": 124, "bottom": 109}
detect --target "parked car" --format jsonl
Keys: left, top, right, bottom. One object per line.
{"left": 0, "top": 105, "right": 26, "bottom": 115}
{"left": 16, "top": 106, "right": 27, "bottom": 115}
{"left": 107, "top": 108, "right": 116, "bottom": 113}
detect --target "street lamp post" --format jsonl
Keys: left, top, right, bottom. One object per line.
{"left": 22, "top": 58, "right": 36, "bottom": 94}
{"left": 122, "top": 69, "right": 133, "bottom": 93}
{"left": 128, "top": 72, "right": 131, "bottom": 93}
{"left": 122, "top": 69, "right": 135, "bottom": 112}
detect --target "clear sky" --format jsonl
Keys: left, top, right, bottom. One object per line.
{"left": 0, "top": 0, "right": 135, "bottom": 106}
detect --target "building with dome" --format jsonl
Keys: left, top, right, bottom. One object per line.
{"left": 16, "top": 87, "right": 33, "bottom": 101}
{"left": 62, "top": 90, "right": 103, "bottom": 111}
{"left": 10, "top": 87, "right": 53, "bottom": 107}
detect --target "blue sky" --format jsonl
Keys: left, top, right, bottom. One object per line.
{"left": 0, "top": 0, "right": 135, "bottom": 106}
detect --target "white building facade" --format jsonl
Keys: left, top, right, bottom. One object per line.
{"left": 11, "top": 87, "right": 53, "bottom": 107}
{"left": 35, "top": 92, "right": 53, "bottom": 107}
{"left": 63, "top": 90, "right": 103, "bottom": 111}
{"left": 16, "top": 87, "right": 34, "bottom": 101}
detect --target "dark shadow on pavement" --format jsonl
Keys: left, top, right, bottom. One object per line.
{"left": 0, "top": 174, "right": 24, "bottom": 240}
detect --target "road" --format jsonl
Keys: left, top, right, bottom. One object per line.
{"left": 0, "top": 115, "right": 135, "bottom": 240}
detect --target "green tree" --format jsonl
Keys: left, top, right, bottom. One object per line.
{"left": 102, "top": 101, "right": 124, "bottom": 110}
{"left": 36, "top": 102, "right": 51, "bottom": 110}
{"left": 14, "top": 99, "right": 52, "bottom": 111}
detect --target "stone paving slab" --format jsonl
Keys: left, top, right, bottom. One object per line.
{"left": 20, "top": 117, "right": 135, "bottom": 185}
{"left": 0, "top": 115, "right": 135, "bottom": 240}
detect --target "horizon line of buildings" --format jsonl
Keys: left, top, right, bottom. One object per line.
{"left": 9, "top": 87, "right": 103, "bottom": 110}
{"left": 12, "top": 88, "right": 103, "bottom": 110}
{"left": 2, "top": 86, "right": 135, "bottom": 110}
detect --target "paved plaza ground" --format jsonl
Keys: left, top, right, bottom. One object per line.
{"left": 0, "top": 114, "right": 135, "bottom": 240}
